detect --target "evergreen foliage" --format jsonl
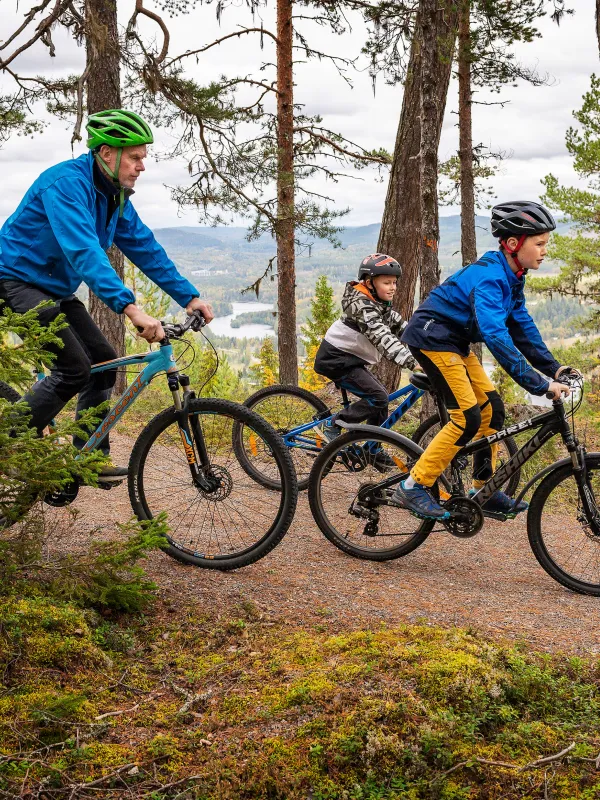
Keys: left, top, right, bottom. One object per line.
{"left": 299, "top": 275, "right": 338, "bottom": 390}
{"left": 250, "top": 338, "right": 280, "bottom": 387}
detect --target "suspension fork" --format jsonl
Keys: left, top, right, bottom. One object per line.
{"left": 169, "top": 374, "right": 213, "bottom": 490}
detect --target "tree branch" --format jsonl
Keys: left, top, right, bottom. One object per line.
{"left": 166, "top": 27, "right": 279, "bottom": 68}
{"left": 127, "top": 0, "right": 170, "bottom": 65}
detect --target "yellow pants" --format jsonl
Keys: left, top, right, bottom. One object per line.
{"left": 410, "top": 349, "right": 505, "bottom": 488}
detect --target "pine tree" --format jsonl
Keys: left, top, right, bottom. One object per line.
{"left": 532, "top": 75, "right": 600, "bottom": 329}
{"left": 250, "top": 338, "right": 280, "bottom": 387}
{"left": 299, "top": 276, "right": 338, "bottom": 390}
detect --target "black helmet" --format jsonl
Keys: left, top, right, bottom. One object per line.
{"left": 358, "top": 253, "right": 402, "bottom": 280}
{"left": 491, "top": 201, "right": 556, "bottom": 239}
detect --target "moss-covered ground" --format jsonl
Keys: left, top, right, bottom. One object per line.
{"left": 1, "top": 595, "right": 598, "bottom": 799}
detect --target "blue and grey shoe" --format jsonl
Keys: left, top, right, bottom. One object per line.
{"left": 391, "top": 480, "right": 450, "bottom": 519}
{"left": 321, "top": 421, "right": 342, "bottom": 444}
{"left": 469, "top": 488, "right": 528, "bottom": 515}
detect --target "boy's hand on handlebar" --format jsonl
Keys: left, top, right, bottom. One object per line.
{"left": 186, "top": 297, "right": 213, "bottom": 324}
{"left": 124, "top": 305, "right": 165, "bottom": 343}
{"left": 555, "top": 365, "right": 583, "bottom": 380}
{"left": 546, "top": 380, "right": 571, "bottom": 400}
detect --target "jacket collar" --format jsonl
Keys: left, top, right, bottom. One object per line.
{"left": 86, "top": 149, "right": 135, "bottom": 201}
{"left": 496, "top": 249, "right": 524, "bottom": 287}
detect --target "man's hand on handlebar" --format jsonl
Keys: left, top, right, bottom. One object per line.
{"left": 124, "top": 305, "right": 165, "bottom": 343}
{"left": 186, "top": 297, "right": 213, "bottom": 325}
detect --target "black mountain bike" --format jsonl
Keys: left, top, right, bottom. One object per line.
{"left": 308, "top": 372, "right": 600, "bottom": 595}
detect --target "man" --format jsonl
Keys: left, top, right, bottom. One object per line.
{"left": 0, "top": 109, "right": 212, "bottom": 483}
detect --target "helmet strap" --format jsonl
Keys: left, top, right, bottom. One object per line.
{"left": 94, "top": 148, "right": 125, "bottom": 217}
{"left": 500, "top": 234, "right": 527, "bottom": 278}
{"left": 366, "top": 277, "right": 391, "bottom": 306}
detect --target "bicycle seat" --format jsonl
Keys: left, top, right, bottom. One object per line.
{"left": 410, "top": 372, "right": 432, "bottom": 392}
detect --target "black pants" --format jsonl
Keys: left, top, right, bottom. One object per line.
{"left": 0, "top": 280, "right": 117, "bottom": 454}
{"left": 324, "top": 365, "right": 389, "bottom": 427}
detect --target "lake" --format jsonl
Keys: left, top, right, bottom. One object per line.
{"left": 209, "top": 301, "right": 275, "bottom": 339}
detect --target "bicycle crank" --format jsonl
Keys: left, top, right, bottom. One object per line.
{"left": 442, "top": 496, "right": 484, "bottom": 538}
{"left": 44, "top": 480, "right": 80, "bottom": 507}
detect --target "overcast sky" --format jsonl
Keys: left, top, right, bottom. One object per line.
{"left": 0, "top": 0, "right": 598, "bottom": 230}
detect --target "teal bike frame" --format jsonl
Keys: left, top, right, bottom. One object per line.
{"left": 37, "top": 344, "right": 178, "bottom": 453}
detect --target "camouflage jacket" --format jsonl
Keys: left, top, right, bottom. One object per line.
{"left": 323, "top": 282, "right": 415, "bottom": 368}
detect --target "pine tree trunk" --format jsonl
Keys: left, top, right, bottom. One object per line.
{"left": 597, "top": 0, "right": 600, "bottom": 59}
{"left": 85, "top": 0, "right": 126, "bottom": 394}
{"left": 375, "top": 1, "right": 458, "bottom": 391}
{"left": 458, "top": 0, "right": 481, "bottom": 361}
{"left": 275, "top": 0, "right": 298, "bottom": 385}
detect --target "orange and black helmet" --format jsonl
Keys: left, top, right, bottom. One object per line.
{"left": 358, "top": 253, "right": 402, "bottom": 280}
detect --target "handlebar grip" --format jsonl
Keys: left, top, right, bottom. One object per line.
{"left": 545, "top": 391, "right": 555, "bottom": 400}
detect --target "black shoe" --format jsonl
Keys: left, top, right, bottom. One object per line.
{"left": 469, "top": 488, "right": 528, "bottom": 515}
{"left": 362, "top": 444, "right": 396, "bottom": 474}
{"left": 97, "top": 462, "right": 128, "bottom": 484}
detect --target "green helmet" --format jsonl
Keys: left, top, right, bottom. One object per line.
{"left": 85, "top": 109, "right": 153, "bottom": 150}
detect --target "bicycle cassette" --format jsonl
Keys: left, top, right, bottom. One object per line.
{"left": 442, "top": 496, "right": 484, "bottom": 538}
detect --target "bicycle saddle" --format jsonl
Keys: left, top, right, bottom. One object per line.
{"left": 409, "top": 372, "right": 432, "bottom": 392}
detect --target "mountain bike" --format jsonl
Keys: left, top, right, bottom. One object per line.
{"left": 308, "top": 372, "right": 600, "bottom": 595}
{"left": 0, "top": 312, "right": 298, "bottom": 570}
{"left": 234, "top": 374, "right": 519, "bottom": 494}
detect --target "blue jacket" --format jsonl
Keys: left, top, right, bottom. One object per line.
{"left": 401, "top": 250, "right": 560, "bottom": 396}
{"left": 0, "top": 151, "right": 199, "bottom": 314}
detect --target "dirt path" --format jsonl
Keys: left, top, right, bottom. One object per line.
{"left": 38, "top": 436, "right": 599, "bottom": 656}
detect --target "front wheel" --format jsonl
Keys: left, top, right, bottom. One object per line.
{"left": 308, "top": 429, "right": 435, "bottom": 561}
{"left": 235, "top": 384, "right": 330, "bottom": 491}
{"left": 129, "top": 398, "right": 298, "bottom": 570}
{"left": 527, "top": 454, "right": 600, "bottom": 595}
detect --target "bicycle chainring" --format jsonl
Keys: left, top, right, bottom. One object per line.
{"left": 442, "top": 496, "right": 484, "bottom": 538}
{"left": 44, "top": 480, "right": 80, "bottom": 507}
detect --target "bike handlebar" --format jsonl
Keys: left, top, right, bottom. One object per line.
{"left": 161, "top": 310, "right": 206, "bottom": 339}
{"left": 136, "top": 311, "right": 206, "bottom": 341}
{"left": 545, "top": 372, "right": 583, "bottom": 401}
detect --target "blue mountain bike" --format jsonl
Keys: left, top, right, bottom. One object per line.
{"left": 0, "top": 312, "right": 297, "bottom": 570}
{"left": 235, "top": 377, "right": 519, "bottom": 494}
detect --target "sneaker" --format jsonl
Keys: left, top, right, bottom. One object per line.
{"left": 97, "top": 462, "right": 129, "bottom": 484}
{"left": 321, "top": 421, "right": 342, "bottom": 444}
{"left": 362, "top": 444, "right": 396, "bottom": 474}
{"left": 391, "top": 480, "right": 450, "bottom": 519}
{"left": 469, "top": 488, "right": 528, "bottom": 515}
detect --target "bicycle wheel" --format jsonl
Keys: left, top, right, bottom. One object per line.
{"left": 129, "top": 398, "right": 298, "bottom": 570}
{"left": 411, "top": 413, "right": 520, "bottom": 497}
{"left": 0, "top": 381, "right": 39, "bottom": 529}
{"left": 235, "top": 384, "right": 330, "bottom": 491}
{"left": 527, "top": 454, "right": 600, "bottom": 595}
{"left": 308, "top": 429, "right": 435, "bottom": 561}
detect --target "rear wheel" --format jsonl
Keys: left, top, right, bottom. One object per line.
{"left": 129, "top": 397, "right": 298, "bottom": 570}
{"left": 235, "top": 384, "right": 330, "bottom": 491}
{"left": 308, "top": 429, "right": 435, "bottom": 561}
{"left": 527, "top": 455, "right": 600, "bottom": 595}
{"left": 412, "top": 413, "right": 521, "bottom": 497}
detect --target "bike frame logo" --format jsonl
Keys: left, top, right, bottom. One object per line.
{"left": 179, "top": 429, "right": 196, "bottom": 464}
{"left": 84, "top": 374, "right": 144, "bottom": 450}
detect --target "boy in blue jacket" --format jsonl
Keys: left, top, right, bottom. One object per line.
{"left": 0, "top": 109, "right": 212, "bottom": 482}
{"left": 395, "top": 201, "right": 577, "bottom": 519}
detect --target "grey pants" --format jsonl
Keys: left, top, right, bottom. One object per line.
{"left": 0, "top": 280, "right": 117, "bottom": 454}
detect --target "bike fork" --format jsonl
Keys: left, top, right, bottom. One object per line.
{"left": 571, "top": 446, "right": 600, "bottom": 535}
{"left": 169, "top": 375, "right": 213, "bottom": 491}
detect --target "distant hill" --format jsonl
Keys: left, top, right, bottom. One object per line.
{"left": 153, "top": 215, "right": 571, "bottom": 308}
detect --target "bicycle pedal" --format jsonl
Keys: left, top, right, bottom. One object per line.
{"left": 481, "top": 510, "right": 509, "bottom": 522}
{"left": 97, "top": 480, "right": 124, "bottom": 490}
